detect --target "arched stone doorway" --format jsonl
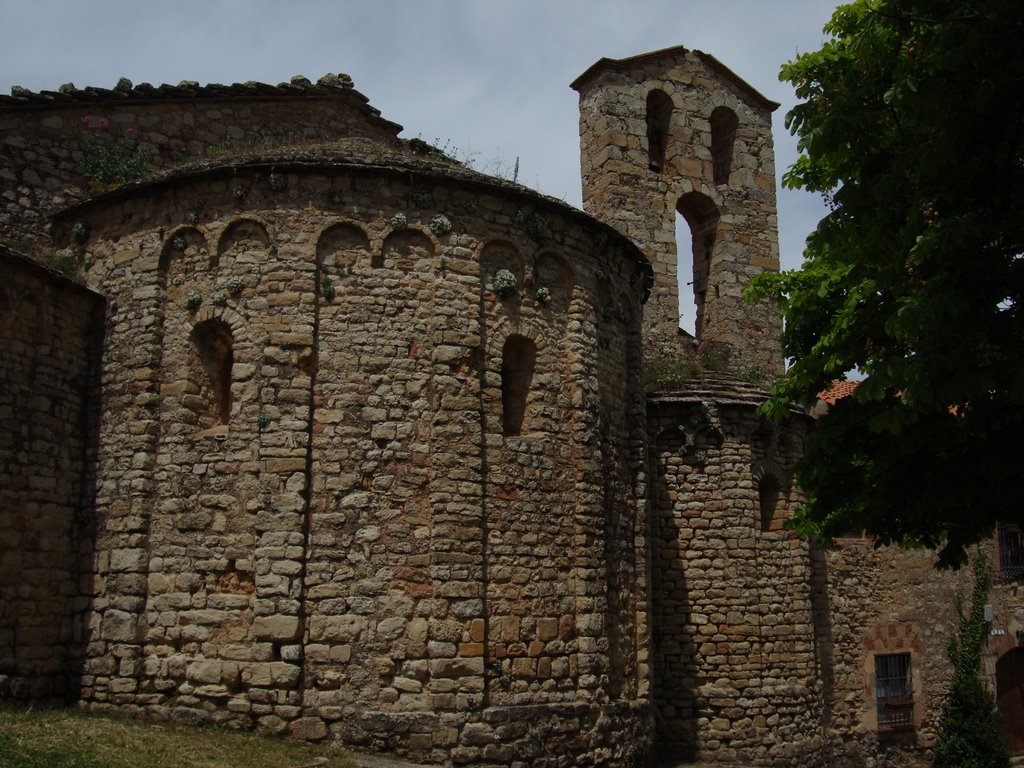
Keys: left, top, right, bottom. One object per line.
{"left": 996, "top": 647, "right": 1024, "bottom": 755}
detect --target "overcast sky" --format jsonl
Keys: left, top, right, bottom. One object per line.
{"left": 2, "top": 0, "right": 838, "bottom": 324}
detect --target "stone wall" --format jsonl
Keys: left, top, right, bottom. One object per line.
{"left": 988, "top": 553, "right": 1024, "bottom": 756}
{"left": 0, "top": 245, "right": 104, "bottom": 702}
{"left": 55, "top": 152, "right": 653, "bottom": 766}
{"left": 0, "top": 76, "right": 401, "bottom": 249}
{"left": 817, "top": 538, "right": 1023, "bottom": 767}
{"left": 3, "top": 48, "right": 1021, "bottom": 768}
{"left": 573, "top": 47, "right": 783, "bottom": 377}
{"left": 647, "top": 382, "right": 823, "bottom": 767}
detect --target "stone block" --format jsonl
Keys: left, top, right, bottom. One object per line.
{"left": 252, "top": 615, "right": 300, "bottom": 641}
{"left": 290, "top": 717, "right": 327, "bottom": 740}
{"left": 429, "top": 657, "right": 484, "bottom": 679}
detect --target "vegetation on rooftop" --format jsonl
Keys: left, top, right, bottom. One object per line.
{"left": 643, "top": 337, "right": 735, "bottom": 392}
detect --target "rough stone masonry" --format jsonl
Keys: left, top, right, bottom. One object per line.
{"left": 1, "top": 46, "right": 1022, "bottom": 768}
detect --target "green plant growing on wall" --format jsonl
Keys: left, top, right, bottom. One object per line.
{"left": 206, "top": 139, "right": 232, "bottom": 158}
{"left": 644, "top": 351, "right": 701, "bottom": 392}
{"left": 71, "top": 221, "right": 90, "bottom": 245}
{"left": 322, "top": 277, "right": 336, "bottom": 301}
{"left": 740, "top": 365, "right": 767, "bottom": 384}
{"left": 48, "top": 247, "right": 81, "bottom": 280}
{"left": 514, "top": 209, "right": 546, "bottom": 241}
{"left": 643, "top": 338, "right": 731, "bottom": 392}
{"left": 412, "top": 188, "right": 434, "bottom": 208}
{"left": 80, "top": 132, "right": 151, "bottom": 186}
{"left": 932, "top": 553, "right": 1010, "bottom": 768}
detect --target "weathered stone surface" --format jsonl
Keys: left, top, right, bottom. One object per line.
{"left": 2, "top": 70, "right": 651, "bottom": 765}
{"left": 0, "top": 250, "right": 103, "bottom": 703}
{"left": 4, "top": 41, "right": 1020, "bottom": 768}
{"left": 251, "top": 616, "right": 300, "bottom": 641}
{"left": 573, "top": 47, "right": 783, "bottom": 377}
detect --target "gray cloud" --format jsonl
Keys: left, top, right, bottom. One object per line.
{"left": 2, "top": 0, "right": 837, "bottom": 276}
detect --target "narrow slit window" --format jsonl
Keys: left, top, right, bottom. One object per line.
{"left": 646, "top": 90, "right": 674, "bottom": 172}
{"left": 710, "top": 106, "right": 738, "bottom": 185}
{"left": 501, "top": 335, "right": 536, "bottom": 436}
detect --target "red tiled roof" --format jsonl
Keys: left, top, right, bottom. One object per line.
{"left": 818, "top": 379, "right": 859, "bottom": 404}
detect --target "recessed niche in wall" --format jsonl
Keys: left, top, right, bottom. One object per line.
{"left": 381, "top": 229, "right": 434, "bottom": 273}
{"left": 710, "top": 106, "right": 738, "bottom": 186}
{"left": 160, "top": 226, "right": 207, "bottom": 275}
{"left": 501, "top": 334, "right": 536, "bottom": 436}
{"left": 533, "top": 252, "right": 575, "bottom": 313}
{"left": 216, "top": 218, "right": 271, "bottom": 270}
{"left": 317, "top": 222, "right": 370, "bottom": 273}
{"left": 189, "top": 318, "right": 234, "bottom": 426}
{"left": 759, "top": 474, "right": 782, "bottom": 532}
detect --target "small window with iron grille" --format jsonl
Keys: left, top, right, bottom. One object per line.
{"left": 998, "top": 524, "right": 1024, "bottom": 579}
{"left": 875, "top": 652, "right": 914, "bottom": 730}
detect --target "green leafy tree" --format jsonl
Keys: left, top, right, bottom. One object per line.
{"left": 932, "top": 553, "right": 1009, "bottom": 768}
{"left": 748, "top": 0, "right": 1024, "bottom": 565}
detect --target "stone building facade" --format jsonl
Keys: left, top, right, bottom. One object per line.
{"left": 0, "top": 245, "right": 104, "bottom": 702}
{"left": 1, "top": 46, "right": 1022, "bottom": 768}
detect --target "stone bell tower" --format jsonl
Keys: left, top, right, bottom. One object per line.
{"left": 572, "top": 46, "right": 784, "bottom": 377}
{"left": 572, "top": 49, "right": 826, "bottom": 767}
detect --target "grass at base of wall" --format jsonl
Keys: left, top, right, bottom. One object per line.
{"left": 0, "top": 704, "right": 350, "bottom": 768}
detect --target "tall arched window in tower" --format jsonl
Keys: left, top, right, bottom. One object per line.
{"left": 710, "top": 106, "right": 738, "bottom": 185}
{"left": 501, "top": 335, "right": 536, "bottom": 436}
{"left": 189, "top": 319, "right": 234, "bottom": 426}
{"left": 676, "top": 192, "right": 720, "bottom": 338}
{"left": 646, "top": 90, "right": 674, "bottom": 172}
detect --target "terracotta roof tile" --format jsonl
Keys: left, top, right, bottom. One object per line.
{"left": 818, "top": 379, "right": 859, "bottom": 404}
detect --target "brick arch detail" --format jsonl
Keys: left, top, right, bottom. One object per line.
{"left": 216, "top": 216, "right": 273, "bottom": 262}
{"left": 159, "top": 225, "right": 210, "bottom": 274}
{"left": 189, "top": 305, "right": 248, "bottom": 344}
{"left": 858, "top": 622, "right": 927, "bottom": 733}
